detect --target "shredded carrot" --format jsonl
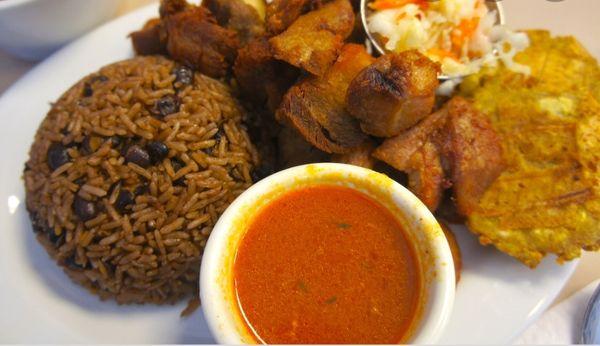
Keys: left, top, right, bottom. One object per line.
{"left": 369, "top": 0, "right": 428, "bottom": 10}
{"left": 427, "top": 48, "right": 460, "bottom": 62}
{"left": 451, "top": 17, "right": 480, "bottom": 52}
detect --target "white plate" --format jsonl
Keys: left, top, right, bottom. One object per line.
{"left": 0, "top": 2, "right": 588, "bottom": 344}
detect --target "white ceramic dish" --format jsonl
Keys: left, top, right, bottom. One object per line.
{"left": 200, "top": 163, "right": 455, "bottom": 344}
{"left": 0, "top": 0, "right": 120, "bottom": 61}
{"left": 0, "top": 2, "right": 581, "bottom": 344}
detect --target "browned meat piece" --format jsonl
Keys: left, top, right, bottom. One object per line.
{"left": 405, "top": 141, "right": 446, "bottom": 210}
{"left": 266, "top": 0, "right": 311, "bottom": 35}
{"left": 277, "top": 44, "right": 374, "bottom": 153}
{"left": 372, "top": 106, "right": 448, "bottom": 170}
{"left": 277, "top": 126, "right": 330, "bottom": 168}
{"left": 442, "top": 97, "right": 505, "bottom": 215}
{"left": 234, "top": 37, "right": 299, "bottom": 112}
{"left": 346, "top": 50, "right": 440, "bottom": 137}
{"left": 130, "top": 18, "right": 167, "bottom": 55}
{"left": 159, "top": 0, "right": 190, "bottom": 17}
{"left": 265, "top": 0, "right": 330, "bottom": 35}
{"left": 269, "top": 0, "right": 354, "bottom": 76}
{"left": 202, "top": 0, "right": 265, "bottom": 46}
{"left": 332, "top": 140, "right": 376, "bottom": 169}
{"left": 373, "top": 97, "right": 503, "bottom": 212}
{"left": 163, "top": 7, "right": 239, "bottom": 78}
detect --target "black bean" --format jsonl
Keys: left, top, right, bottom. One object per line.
{"left": 152, "top": 95, "right": 180, "bottom": 118}
{"left": 214, "top": 128, "right": 223, "bottom": 141}
{"left": 82, "top": 136, "right": 102, "bottom": 155}
{"left": 47, "top": 142, "right": 70, "bottom": 171}
{"left": 73, "top": 195, "right": 97, "bottom": 222}
{"left": 90, "top": 75, "right": 108, "bottom": 83}
{"left": 173, "top": 178, "right": 186, "bottom": 187}
{"left": 171, "top": 157, "right": 185, "bottom": 172}
{"left": 146, "top": 141, "right": 169, "bottom": 164}
{"left": 47, "top": 228, "right": 65, "bottom": 246}
{"left": 73, "top": 177, "right": 86, "bottom": 186}
{"left": 125, "top": 145, "right": 151, "bottom": 168}
{"left": 134, "top": 183, "right": 149, "bottom": 196}
{"left": 107, "top": 136, "right": 123, "bottom": 148}
{"left": 115, "top": 189, "right": 134, "bottom": 214}
{"left": 82, "top": 83, "right": 93, "bottom": 97}
{"left": 64, "top": 255, "right": 88, "bottom": 271}
{"left": 173, "top": 66, "right": 193, "bottom": 86}
{"left": 29, "top": 213, "right": 44, "bottom": 233}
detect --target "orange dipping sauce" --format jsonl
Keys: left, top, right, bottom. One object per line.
{"left": 233, "top": 185, "right": 423, "bottom": 344}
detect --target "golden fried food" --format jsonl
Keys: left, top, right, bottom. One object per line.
{"left": 373, "top": 97, "right": 503, "bottom": 212}
{"left": 459, "top": 30, "right": 600, "bottom": 267}
{"left": 332, "top": 140, "right": 377, "bottom": 169}
{"left": 442, "top": 97, "right": 505, "bottom": 215}
{"left": 265, "top": 0, "right": 311, "bottom": 35}
{"left": 346, "top": 50, "right": 440, "bottom": 137}
{"left": 233, "top": 37, "right": 299, "bottom": 112}
{"left": 269, "top": 0, "right": 354, "bottom": 76}
{"left": 130, "top": 18, "right": 167, "bottom": 56}
{"left": 277, "top": 44, "right": 373, "bottom": 153}
{"left": 202, "top": 0, "right": 265, "bottom": 46}
{"left": 163, "top": 6, "right": 239, "bottom": 78}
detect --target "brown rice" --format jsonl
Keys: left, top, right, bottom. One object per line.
{"left": 23, "top": 55, "right": 258, "bottom": 305}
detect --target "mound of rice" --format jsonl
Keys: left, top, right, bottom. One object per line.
{"left": 23, "top": 55, "right": 258, "bottom": 304}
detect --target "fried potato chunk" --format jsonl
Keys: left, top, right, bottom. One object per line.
{"left": 269, "top": 0, "right": 354, "bottom": 76}
{"left": 163, "top": 6, "right": 239, "bottom": 78}
{"left": 277, "top": 44, "right": 374, "bottom": 153}
{"left": 202, "top": 0, "right": 265, "bottom": 46}
{"left": 346, "top": 50, "right": 440, "bottom": 137}
{"left": 459, "top": 30, "right": 600, "bottom": 267}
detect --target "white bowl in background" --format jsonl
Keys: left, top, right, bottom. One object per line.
{"left": 0, "top": 0, "right": 121, "bottom": 61}
{"left": 200, "top": 163, "right": 456, "bottom": 344}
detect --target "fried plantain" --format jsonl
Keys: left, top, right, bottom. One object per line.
{"left": 459, "top": 30, "right": 600, "bottom": 267}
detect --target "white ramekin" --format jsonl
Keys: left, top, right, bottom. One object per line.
{"left": 0, "top": 0, "right": 120, "bottom": 61}
{"left": 200, "top": 163, "right": 455, "bottom": 344}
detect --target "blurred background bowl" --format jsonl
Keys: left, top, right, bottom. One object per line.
{"left": 0, "top": 0, "right": 121, "bottom": 61}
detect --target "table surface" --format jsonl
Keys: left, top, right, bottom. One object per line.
{"left": 0, "top": 0, "right": 599, "bottom": 308}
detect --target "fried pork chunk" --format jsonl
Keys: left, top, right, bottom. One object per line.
{"left": 442, "top": 97, "right": 505, "bottom": 215}
{"left": 277, "top": 44, "right": 374, "bottom": 153}
{"left": 332, "top": 140, "right": 376, "bottom": 169}
{"left": 202, "top": 0, "right": 265, "bottom": 46}
{"left": 162, "top": 6, "right": 239, "bottom": 78}
{"left": 374, "top": 97, "right": 504, "bottom": 212}
{"left": 346, "top": 50, "right": 440, "bottom": 137}
{"left": 265, "top": 0, "right": 311, "bottom": 35}
{"left": 269, "top": 0, "right": 354, "bottom": 76}
{"left": 233, "top": 37, "right": 299, "bottom": 112}
{"left": 130, "top": 18, "right": 167, "bottom": 55}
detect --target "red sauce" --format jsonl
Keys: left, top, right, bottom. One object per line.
{"left": 233, "top": 185, "right": 422, "bottom": 344}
